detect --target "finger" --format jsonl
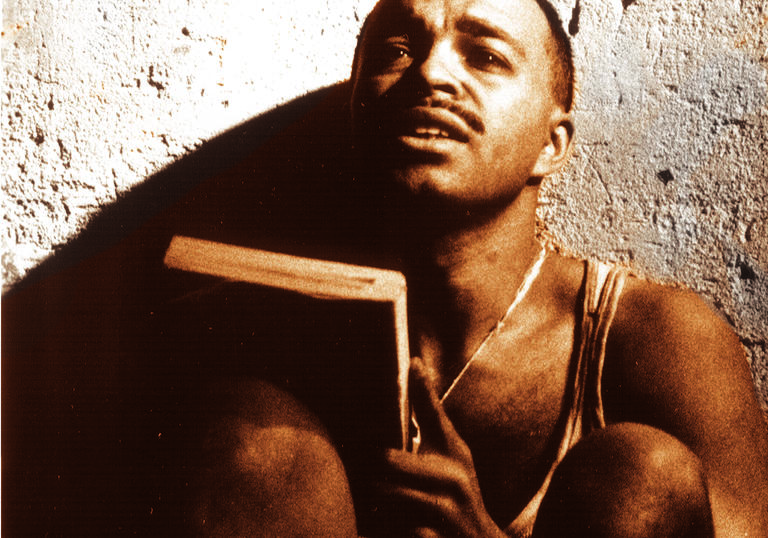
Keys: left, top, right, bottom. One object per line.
{"left": 409, "top": 527, "right": 440, "bottom": 538}
{"left": 409, "top": 357, "right": 456, "bottom": 455}
{"left": 372, "top": 480, "right": 457, "bottom": 530}
{"left": 410, "top": 527, "right": 442, "bottom": 538}
{"left": 362, "top": 476, "right": 448, "bottom": 537}
{"left": 363, "top": 449, "right": 459, "bottom": 494}
{"left": 383, "top": 449, "right": 466, "bottom": 489}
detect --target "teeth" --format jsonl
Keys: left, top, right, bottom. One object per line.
{"left": 414, "top": 126, "right": 450, "bottom": 138}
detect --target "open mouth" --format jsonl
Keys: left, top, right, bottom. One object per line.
{"left": 389, "top": 106, "right": 473, "bottom": 144}
{"left": 411, "top": 126, "right": 453, "bottom": 139}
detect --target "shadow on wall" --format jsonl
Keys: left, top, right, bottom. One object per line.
{"left": 3, "top": 80, "right": 397, "bottom": 535}
{"left": 6, "top": 81, "right": 366, "bottom": 298}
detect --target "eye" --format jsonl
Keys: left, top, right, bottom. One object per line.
{"left": 465, "top": 46, "right": 512, "bottom": 73}
{"left": 370, "top": 37, "right": 413, "bottom": 71}
{"left": 387, "top": 43, "right": 411, "bottom": 62}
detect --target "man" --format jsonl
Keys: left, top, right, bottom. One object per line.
{"left": 191, "top": 0, "right": 767, "bottom": 536}
{"left": 3, "top": 0, "right": 766, "bottom": 536}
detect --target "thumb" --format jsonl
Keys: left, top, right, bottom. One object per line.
{"left": 409, "top": 357, "right": 455, "bottom": 455}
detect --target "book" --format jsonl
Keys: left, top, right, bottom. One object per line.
{"left": 163, "top": 235, "right": 411, "bottom": 450}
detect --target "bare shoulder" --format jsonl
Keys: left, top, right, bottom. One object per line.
{"left": 604, "top": 274, "right": 762, "bottom": 427}
{"left": 604, "top": 274, "right": 768, "bottom": 536}
{"left": 606, "top": 275, "right": 753, "bottom": 404}
{"left": 609, "top": 276, "right": 744, "bottom": 367}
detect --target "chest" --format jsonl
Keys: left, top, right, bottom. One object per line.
{"left": 437, "top": 313, "right": 578, "bottom": 523}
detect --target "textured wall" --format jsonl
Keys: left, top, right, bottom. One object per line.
{"left": 2, "top": 0, "right": 378, "bottom": 278}
{"left": 2, "top": 0, "right": 767, "bottom": 409}
{"left": 538, "top": 0, "right": 768, "bottom": 412}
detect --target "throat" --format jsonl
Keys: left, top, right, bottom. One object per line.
{"left": 441, "top": 247, "right": 547, "bottom": 402}
{"left": 409, "top": 244, "right": 549, "bottom": 399}
{"left": 402, "top": 188, "right": 543, "bottom": 393}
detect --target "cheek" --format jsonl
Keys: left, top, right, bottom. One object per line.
{"left": 489, "top": 98, "right": 550, "bottom": 164}
{"left": 368, "top": 72, "right": 403, "bottom": 102}
{"left": 351, "top": 74, "right": 399, "bottom": 132}
{"left": 488, "top": 121, "right": 543, "bottom": 168}
{"left": 478, "top": 123, "right": 548, "bottom": 196}
{"left": 352, "top": 77, "right": 386, "bottom": 134}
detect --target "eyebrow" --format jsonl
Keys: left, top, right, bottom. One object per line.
{"left": 455, "top": 15, "right": 528, "bottom": 60}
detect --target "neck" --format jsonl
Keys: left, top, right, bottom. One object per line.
{"left": 400, "top": 185, "right": 543, "bottom": 370}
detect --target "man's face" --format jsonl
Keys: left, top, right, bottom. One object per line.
{"left": 351, "top": 0, "right": 561, "bottom": 208}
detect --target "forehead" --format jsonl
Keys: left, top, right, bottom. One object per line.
{"left": 368, "top": 0, "right": 551, "bottom": 49}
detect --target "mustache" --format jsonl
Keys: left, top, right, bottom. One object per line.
{"left": 423, "top": 97, "right": 485, "bottom": 135}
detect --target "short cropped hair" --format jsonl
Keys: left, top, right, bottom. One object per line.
{"left": 532, "top": 0, "right": 575, "bottom": 112}
{"left": 352, "top": 0, "right": 575, "bottom": 112}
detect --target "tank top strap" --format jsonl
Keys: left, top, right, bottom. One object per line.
{"left": 549, "top": 259, "right": 629, "bottom": 468}
{"left": 505, "top": 259, "right": 628, "bottom": 537}
{"left": 572, "top": 259, "right": 628, "bottom": 437}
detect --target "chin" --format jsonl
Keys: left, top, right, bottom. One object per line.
{"left": 358, "top": 145, "right": 503, "bottom": 207}
{"left": 388, "top": 164, "right": 457, "bottom": 196}
{"left": 388, "top": 168, "right": 482, "bottom": 218}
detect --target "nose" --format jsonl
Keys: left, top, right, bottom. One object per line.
{"left": 417, "top": 40, "right": 462, "bottom": 96}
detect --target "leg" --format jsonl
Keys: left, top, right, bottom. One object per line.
{"left": 186, "top": 377, "right": 357, "bottom": 537}
{"left": 533, "top": 422, "right": 713, "bottom": 538}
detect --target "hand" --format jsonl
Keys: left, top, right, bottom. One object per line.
{"left": 365, "top": 358, "right": 507, "bottom": 538}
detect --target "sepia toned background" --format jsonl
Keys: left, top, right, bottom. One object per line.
{"left": 2, "top": 0, "right": 767, "bottom": 411}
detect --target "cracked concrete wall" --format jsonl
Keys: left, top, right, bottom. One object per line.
{"left": 2, "top": 0, "right": 767, "bottom": 409}
{"left": 537, "top": 0, "right": 768, "bottom": 412}
{"left": 2, "top": 0, "right": 378, "bottom": 277}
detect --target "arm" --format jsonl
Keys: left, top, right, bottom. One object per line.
{"left": 605, "top": 278, "right": 768, "bottom": 537}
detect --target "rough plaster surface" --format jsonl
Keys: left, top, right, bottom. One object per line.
{"left": 2, "top": 0, "right": 767, "bottom": 409}
{"left": 538, "top": 0, "right": 768, "bottom": 412}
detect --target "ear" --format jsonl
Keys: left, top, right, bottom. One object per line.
{"left": 531, "top": 110, "right": 574, "bottom": 178}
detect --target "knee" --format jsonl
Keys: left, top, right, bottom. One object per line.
{"left": 534, "top": 423, "right": 713, "bottom": 538}
{"left": 188, "top": 379, "right": 357, "bottom": 537}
